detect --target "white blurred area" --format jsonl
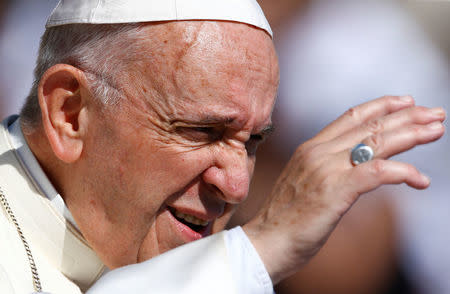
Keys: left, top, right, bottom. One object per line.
{"left": 236, "top": 1, "right": 450, "bottom": 294}
{"left": 274, "top": 0, "right": 450, "bottom": 198}
{"left": 271, "top": 1, "right": 450, "bottom": 293}
{"left": 277, "top": 0, "right": 449, "bottom": 149}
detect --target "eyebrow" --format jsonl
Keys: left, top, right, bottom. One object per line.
{"left": 170, "top": 116, "right": 274, "bottom": 136}
{"left": 170, "top": 116, "right": 236, "bottom": 127}
{"left": 196, "top": 116, "right": 236, "bottom": 125}
{"left": 256, "top": 124, "right": 274, "bottom": 138}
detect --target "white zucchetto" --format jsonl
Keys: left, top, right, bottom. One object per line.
{"left": 46, "top": 0, "right": 272, "bottom": 37}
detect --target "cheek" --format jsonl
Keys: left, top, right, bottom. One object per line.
{"left": 116, "top": 135, "right": 216, "bottom": 203}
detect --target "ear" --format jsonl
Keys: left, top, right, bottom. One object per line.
{"left": 38, "top": 64, "right": 91, "bottom": 163}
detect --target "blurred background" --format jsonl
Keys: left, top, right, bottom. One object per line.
{"left": 1, "top": 0, "right": 449, "bottom": 293}
{"left": 231, "top": 1, "right": 450, "bottom": 294}
{"left": 0, "top": 0, "right": 57, "bottom": 119}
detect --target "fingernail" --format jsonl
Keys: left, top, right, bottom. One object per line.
{"left": 428, "top": 122, "right": 443, "bottom": 130}
{"left": 431, "top": 107, "right": 445, "bottom": 118}
{"left": 400, "top": 95, "right": 414, "bottom": 103}
{"left": 421, "top": 174, "right": 430, "bottom": 185}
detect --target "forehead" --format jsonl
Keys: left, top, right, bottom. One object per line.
{"left": 126, "top": 21, "right": 279, "bottom": 128}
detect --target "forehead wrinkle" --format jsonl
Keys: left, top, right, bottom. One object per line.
{"left": 117, "top": 22, "right": 202, "bottom": 125}
{"left": 124, "top": 21, "right": 276, "bottom": 133}
{"left": 171, "top": 25, "right": 259, "bottom": 103}
{"left": 175, "top": 22, "right": 258, "bottom": 76}
{"left": 176, "top": 23, "right": 275, "bottom": 130}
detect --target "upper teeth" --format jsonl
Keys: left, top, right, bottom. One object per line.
{"left": 175, "top": 211, "right": 209, "bottom": 226}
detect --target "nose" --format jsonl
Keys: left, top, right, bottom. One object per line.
{"left": 202, "top": 143, "right": 251, "bottom": 204}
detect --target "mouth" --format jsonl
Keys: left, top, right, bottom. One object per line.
{"left": 168, "top": 207, "right": 211, "bottom": 236}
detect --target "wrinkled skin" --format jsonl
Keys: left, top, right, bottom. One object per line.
{"left": 244, "top": 96, "right": 446, "bottom": 283}
{"left": 38, "top": 21, "right": 278, "bottom": 268}
{"left": 28, "top": 20, "right": 445, "bottom": 284}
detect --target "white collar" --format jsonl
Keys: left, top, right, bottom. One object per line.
{"left": 8, "top": 118, "right": 80, "bottom": 230}
{"left": 1, "top": 116, "right": 105, "bottom": 290}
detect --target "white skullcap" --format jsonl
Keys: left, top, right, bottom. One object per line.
{"left": 46, "top": 0, "right": 272, "bottom": 37}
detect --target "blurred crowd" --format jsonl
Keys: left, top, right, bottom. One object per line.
{"left": 1, "top": 0, "right": 449, "bottom": 293}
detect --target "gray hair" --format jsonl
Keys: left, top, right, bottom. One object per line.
{"left": 20, "top": 23, "right": 144, "bottom": 130}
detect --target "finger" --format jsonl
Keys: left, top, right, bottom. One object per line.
{"left": 347, "top": 159, "right": 430, "bottom": 193}
{"left": 328, "top": 106, "right": 446, "bottom": 153}
{"left": 312, "top": 95, "right": 415, "bottom": 144}
{"left": 331, "top": 121, "right": 445, "bottom": 166}
{"left": 362, "top": 121, "right": 445, "bottom": 159}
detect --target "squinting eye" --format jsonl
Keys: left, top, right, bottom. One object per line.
{"left": 177, "top": 126, "right": 223, "bottom": 142}
{"left": 192, "top": 127, "right": 213, "bottom": 133}
{"left": 245, "top": 134, "right": 264, "bottom": 156}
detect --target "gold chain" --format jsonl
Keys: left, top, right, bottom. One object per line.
{"left": 0, "top": 185, "right": 43, "bottom": 292}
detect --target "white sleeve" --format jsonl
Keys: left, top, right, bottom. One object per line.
{"left": 225, "top": 226, "right": 274, "bottom": 294}
{"left": 86, "top": 227, "right": 274, "bottom": 294}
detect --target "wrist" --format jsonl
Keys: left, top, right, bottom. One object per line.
{"left": 243, "top": 221, "right": 289, "bottom": 284}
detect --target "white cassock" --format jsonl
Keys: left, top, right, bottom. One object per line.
{"left": 0, "top": 116, "right": 273, "bottom": 294}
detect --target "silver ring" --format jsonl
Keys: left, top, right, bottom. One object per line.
{"left": 351, "top": 143, "right": 374, "bottom": 165}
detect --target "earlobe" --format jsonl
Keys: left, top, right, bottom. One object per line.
{"left": 38, "top": 64, "right": 89, "bottom": 163}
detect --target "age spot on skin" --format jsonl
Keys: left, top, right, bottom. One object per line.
{"left": 200, "top": 79, "right": 208, "bottom": 88}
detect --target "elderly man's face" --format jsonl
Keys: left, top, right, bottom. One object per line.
{"left": 78, "top": 21, "right": 278, "bottom": 268}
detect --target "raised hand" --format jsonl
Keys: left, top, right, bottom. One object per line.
{"left": 243, "top": 95, "right": 446, "bottom": 284}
